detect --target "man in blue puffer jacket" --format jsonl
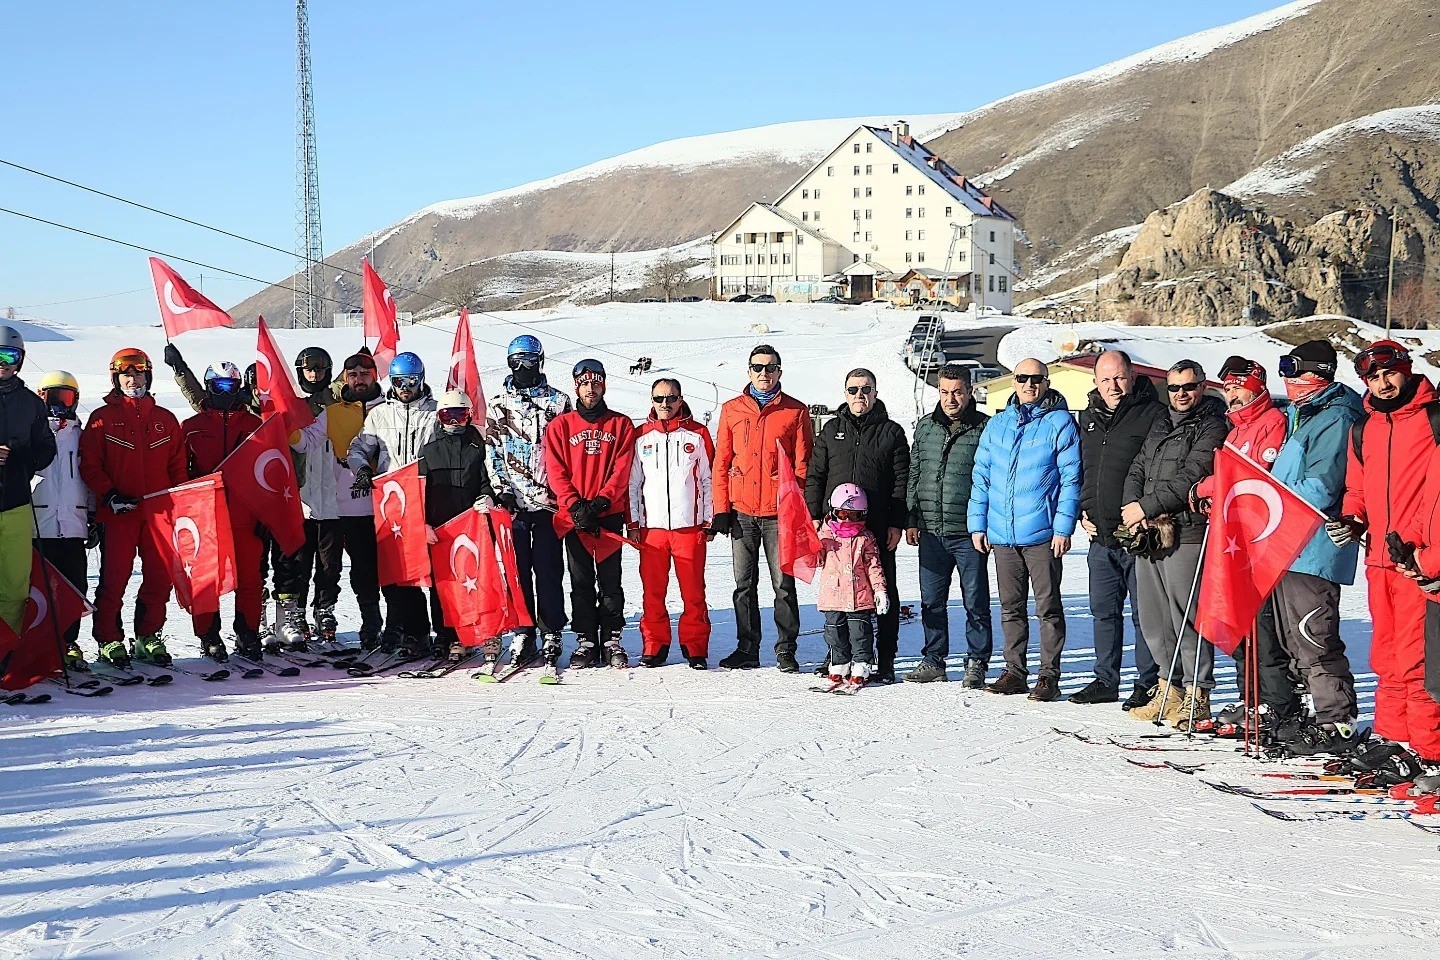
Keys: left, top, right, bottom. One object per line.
{"left": 969, "top": 357, "right": 1082, "bottom": 702}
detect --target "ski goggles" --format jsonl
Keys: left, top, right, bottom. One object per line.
{"left": 507, "top": 353, "right": 542, "bottom": 371}
{"left": 437, "top": 407, "right": 470, "bottom": 426}
{"left": 40, "top": 386, "right": 77, "bottom": 409}
{"left": 110, "top": 352, "right": 151, "bottom": 374}
{"left": 208, "top": 377, "right": 242, "bottom": 395}
{"left": 391, "top": 375, "right": 422, "bottom": 391}
{"left": 573, "top": 358, "right": 606, "bottom": 383}
{"left": 1277, "top": 355, "right": 1334, "bottom": 379}
{"left": 832, "top": 508, "right": 867, "bottom": 522}
{"left": 0, "top": 347, "right": 21, "bottom": 367}
{"left": 1354, "top": 343, "right": 1410, "bottom": 378}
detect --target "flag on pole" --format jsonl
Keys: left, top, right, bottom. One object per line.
{"left": 255, "top": 317, "right": 316, "bottom": 434}
{"left": 219, "top": 413, "right": 306, "bottom": 555}
{"left": 1196, "top": 444, "right": 1325, "bottom": 655}
{"left": 373, "top": 461, "right": 430, "bottom": 587}
{"left": 0, "top": 551, "right": 90, "bottom": 690}
{"left": 363, "top": 259, "right": 400, "bottom": 372}
{"left": 140, "top": 475, "right": 237, "bottom": 616}
{"left": 446, "top": 308, "right": 486, "bottom": 425}
{"left": 149, "top": 257, "right": 234, "bottom": 338}
{"left": 776, "top": 441, "right": 822, "bottom": 583}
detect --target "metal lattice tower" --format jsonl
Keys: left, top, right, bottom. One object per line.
{"left": 293, "top": 0, "right": 325, "bottom": 328}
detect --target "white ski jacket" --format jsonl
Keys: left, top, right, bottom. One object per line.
{"left": 31, "top": 418, "right": 92, "bottom": 539}
{"left": 348, "top": 387, "right": 438, "bottom": 474}
{"left": 628, "top": 409, "right": 715, "bottom": 530}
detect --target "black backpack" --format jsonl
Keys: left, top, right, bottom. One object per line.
{"left": 1351, "top": 400, "right": 1440, "bottom": 464}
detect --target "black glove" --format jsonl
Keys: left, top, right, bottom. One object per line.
{"left": 1387, "top": 531, "right": 1418, "bottom": 569}
{"left": 103, "top": 490, "right": 140, "bottom": 514}
{"left": 709, "top": 511, "right": 735, "bottom": 538}
{"left": 255, "top": 522, "right": 270, "bottom": 541}
{"left": 499, "top": 492, "right": 520, "bottom": 514}
{"left": 570, "top": 499, "right": 600, "bottom": 534}
{"left": 351, "top": 466, "right": 375, "bottom": 496}
{"left": 1326, "top": 516, "right": 1365, "bottom": 547}
{"left": 85, "top": 520, "right": 101, "bottom": 550}
{"left": 590, "top": 495, "right": 611, "bottom": 516}
{"left": 162, "top": 343, "right": 184, "bottom": 371}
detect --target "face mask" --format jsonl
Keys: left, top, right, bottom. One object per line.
{"left": 828, "top": 519, "right": 865, "bottom": 538}
{"left": 1284, "top": 375, "right": 1327, "bottom": 404}
{"left": 442, "top": 423, "right": 467, "bottom": 436}
{"left": 48, "top": 417, "right": 64, "bottom": 432}
{"left": 511, "top": 365, "right": 541, "bottom": 389}
{"left": 121, "top": 385, "right": 146, "bottom": 400}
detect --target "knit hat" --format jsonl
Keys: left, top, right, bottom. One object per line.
{"left": 1284, "top": 340, "right": 1338, "bottom": 380}
{"left": 1354, "top": 339, "right": 1412, "bottom": 378}
{"left": 1219, "top": 355, "right": 1266, "bottom": 395}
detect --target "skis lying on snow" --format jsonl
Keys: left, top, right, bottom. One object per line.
{"left": 44, "top": 677, "right": 113, "bottom": 697}
{"left": 3, "top": 691, "right": 52, "bottom": 705}
{"left": 1124, "top": 758, "right": 1346, "bottom": 781}
{"left": 810, "top": 677, "right": 863, "bottom": 695}
{"left": 1052, "top": 728, "right": 1243, "bottom": 753}
{"left": 132, "top": 661, "right": 232, "bottom": 682}
{"left": 400, "top": 651, "right": 480, "bottom": 679}
{"left": 537, "top": 660, "right": 562, "bottom": 685}
{"left": 1251, "top": 799, "right": 1440, "bottom": 822}
{"left": 231, "top": 655, "right": 301, "bottom": 678}
{"left": 348, "top": 651, "right": 427, "bottom": 677}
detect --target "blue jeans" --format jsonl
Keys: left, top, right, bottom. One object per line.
{"left": 918, "top": 531, "right": 993, "bottom": 668}
{"left": 1088, "top": 542, "right": 1157, "bottom": 690}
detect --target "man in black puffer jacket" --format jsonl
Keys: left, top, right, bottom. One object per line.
{"left": 1073, "top": 350, "right": 1167, "bottom": 707}
{"left": 1123, "top": 359, "right": 1228, "bottom": 730}
{"left": 806, "top": 367, "right": 910, "bottom": 682}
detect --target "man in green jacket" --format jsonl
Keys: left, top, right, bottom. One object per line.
{"left": 905, "top": 363, "right": 992, "bottom": 686}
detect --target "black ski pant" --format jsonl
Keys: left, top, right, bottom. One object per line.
{"left": 564, "top": 514, "right": 625, "bottom": 641}
{"left": 314, "top": 516, "right": 382, "bottom": 631}
{"left": 382, "top": 585, "right": 431, "bottom": 644}
{"left": 1273, "top": 571, "right": 1357, "bottom": 723}
{"left": 36, "top": 537, "right": 86, "bottom": 649}
{"left": 513, "top": 508, "right": 567, "bottom": 636}
{"left": 273, "top": 519, "right": 320, "bottom": 606}
{"left": 730, "top": 512, "right": 800, "bottom": 658}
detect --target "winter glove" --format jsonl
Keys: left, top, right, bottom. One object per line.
{"left": 590, "top": 495, "right": 611, "bottom": 517}
{"left": 473, "top": 496, "right": 494, "bottom": 514}
{"left": 103, "top": 490, "right": 140, "bottom": 514}
{"left": 499, "top": 492, "right": 520, "bottom": 514}
{"left": 1326, "top": 516, "right": 1364, "bottom": 547}
{"left": 1386, "top": 531, "right": 1417, "bottom": 570}
{"left": 162, "top": 343, "right": 184, "bottom": 371}
{"left": 1419, "top": 576, "right": 1440, "bottom": 595}
{"left": 351, "top": 466, "right": 375, "bottom": 496}
{"left": 875, "top": 595, "right": 890, "bottom": 617}
{"left": 709, "top": 511, "right": 735, "bottom": 538}
{"left": 570, "top": 499, "right": 601, "bottom": 534}
{"left": 84, "top": 521, "right": 101, "bottom": 550}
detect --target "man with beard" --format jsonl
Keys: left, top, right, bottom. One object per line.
{"left": 806, "top": 368, "right": 909, "bottom": 683}
{"left": 1072, "top": 350, "right": 1166, "bottom": 707}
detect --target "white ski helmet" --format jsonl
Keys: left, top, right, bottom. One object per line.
{"left": 436, "top": 390, "right": 471, "bottom": 410}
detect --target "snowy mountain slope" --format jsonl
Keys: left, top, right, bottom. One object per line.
{"left": 1, "top": 307, "right": 1433, "bottom": 959}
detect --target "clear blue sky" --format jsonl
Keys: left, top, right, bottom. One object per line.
{"left": 1, "top": 0, "right": 1292, "bottom": 327}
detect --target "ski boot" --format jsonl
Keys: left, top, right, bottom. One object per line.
{"left": 314, "top": 603, "right": 339, "bottom": 646}
{"left": 236, "top": 629, "right": 263, "bottom": 662}
{"left": 604, "top": 632, "right": 629, "bottom": 669}
{"left": 447, "top": 639, "right": 467, "bottom": 664}
{"left": 480, "top": 636, "right": 503, "bottom": 672}
{"left": 540, "top": 632, "right": 563, "bottom": 667}
{"left": 132, "top": 633, "right": 173, "bottom": 668}
{"left": 97, "top": 639, "right": 131, "bottom": 670}
{"left": 687, "top": 656, "right": 707, "bottom": 670}
{"left": 568, "top": 634, "right": 601, "bottom": 669}
{"left": 200, "top": 628, "right": 230, "bottom": 663}
{"left": 274, "top": 596, "right": 311, "bottom": 652}
{"left": 63, "top": 641, "right": 90, "bottom": 671}
{"left": 640, "top": 648, "right": 668, "bottom": 668}
{"left": 1276, "top": 719, "right": 1363, "bottom": 758}
{"left": 509, "top": 630, "right": 538, "bottom": 667}
{"left": 359, "top": 622, "right": 384, "bottom": 652}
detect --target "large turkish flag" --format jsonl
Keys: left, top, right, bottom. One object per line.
{"left": 363, "top": 259, "right": 400, "bottom": 372}
{"left": 141, "top": 475, "right": 237, "bottom": 616}
{"left": 446, "top": 308, "right": 486, "bottom": 426}
{"left": 149, "top": 257, "right": 234, "bottom": 338}
{"left": 219, "top": 413, "right": 306, "bottom": 555}
{"left": 373, "top": 461, "right": 430, "bottom": 587}
{"left": 776, "top": 442, "right": 821, "bottom": 584}
{"left": 255, "top": 317, "right": 316, "bottom": 434}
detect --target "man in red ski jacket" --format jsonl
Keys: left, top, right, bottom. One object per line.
{"left": 1331, "top": 340, "right": 1440, "bottom": 767}
{"left": 180, "top": 361, "right": 263, "bottom": 662}
{"left": 80, "top": 348, "right": 187, "bottom": 668}
{"left": 543, "top": 359, "right": 636, "bottom": 670}
{"left": 628, "top": 379, "right": 715, "bottom": 669}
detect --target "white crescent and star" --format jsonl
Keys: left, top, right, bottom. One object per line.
{"left": 255, "top": 353, "right": 273, "bottom": 404}
{"left": 450, "top": 535, "right": 480, "bottom": 593}
{"left": 173, "top": 516, "right": 201, "bottom": 578}
{"left": 1222, "top": 479, "right": 1283, "bottom": 542}
{"left": 163, "top": 280, "right": 194, "bottom": 315}
{"left": 255, "top": 450, "right": 294, "bottom": 501}
{"left": 380, "top": 481, "right": 407, "bottom": 536}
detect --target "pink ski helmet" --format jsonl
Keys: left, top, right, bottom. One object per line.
{"left": 829, "top": 483, "right": 868, "bottom": 513}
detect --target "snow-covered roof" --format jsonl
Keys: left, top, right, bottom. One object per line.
{"left": 864, "top": 125, "right": 1017, "bottom": 221}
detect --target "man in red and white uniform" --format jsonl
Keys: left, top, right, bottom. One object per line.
{"left": 628, "top": 378, "right": 714, "bottom": 669}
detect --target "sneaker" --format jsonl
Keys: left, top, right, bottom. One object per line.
{"left": 961, "top": 658, "right": 987, "bottom": 689}
{"left": 775, "top": 651, "right": 800, "bottom": 674}
{"left": 235, "top": 631, "right": 262, "bottom": 662}
{"left": 986, "top": 671, "right": 1029, "bottom": 695}
{"left": 687, "top": 656, "right": 708, "bottom": 670}
{"left": 905, "top": 661, "right": 948, "bottom": 683}
{"left": 97, "top": 640, "right": 131, "bottom": 670}
{"left": 63, "top": 641, "right": 89, "bottom": 671}
{"left": 640, "top": 652, "right": 667, "bottom": 668}
{"left": 1028, "top": 676, "right": 1060, "bottom": 702}
{"left": 201, "top": 632, "right": 230, "bottom": 663}
{"left": 718, "top": 650, "right": 760, "bottom": 670}
{"left": 132, "top": 633, "right": 172, "bottom": 668}
{"left": 568, "top": 636, "right": 602, "bottom": 669}
{"left": 1130, "top": 680, "right": 1178, "bottom": 722}
{"left": 605, "top": 635, "right": 629, "bottom": 669}
{"left": 1122, "top": 683, "right": 1155, "bottom": 711}
{"left": 1069, "top": 679, "right": 1119, "bottom": 704}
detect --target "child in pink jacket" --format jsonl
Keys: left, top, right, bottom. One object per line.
{"left": 815, "top": 484, "right": 889, "bottom": 691}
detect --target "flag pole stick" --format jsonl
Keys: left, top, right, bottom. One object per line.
{"left": 1154, "top": 524, "right": 1209, "bottom": 730}
{"left": 1248, "top": 614, "right": 1261, "bottom": 759}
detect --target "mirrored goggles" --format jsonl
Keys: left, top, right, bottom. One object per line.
{"left": 391, "top": 375, "right": 422, "bottom": 391}
{"left": 437, "top": 407, "right": 470, "bottom": 426}
{"left": 208, "top": 377, "right": 242, "bottom": 395}
{"left": 0, "top": 347, "right": 22, "bottom": 367}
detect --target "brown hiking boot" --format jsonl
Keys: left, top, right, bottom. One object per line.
{"left": 1170, "top": 686, "right": 1212, "bottom": 731}
{"left": 1130, "top": 679, "right": 1177, "bottom": 722}
{"left": 986, "top": 670, "right": 1029, "bottom": 696}
{"left": 1028, "top": 676, "right": 1060, "bottom": 702}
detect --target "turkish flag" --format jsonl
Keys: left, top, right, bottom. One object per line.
{"left": 219, "top": 413, "right": 306, "bottom": 555}
{"left": 374, "top": 461, "right": 430, "bottom": 587}
{"left": 575, "top": 526, "right": 638, "bottom": 563}
{"left": 430, "top": 509, "right": 533, "bottom": 642}
{"left": 140, "top": 475, "right": 237, "bottom": 616}
{"left": 776, "top": 441, "right": 822, "bottom": 584}
{"left": 0, "top": 551, "right": 88, "bottom": 690}
{"left": 480, "top": 509, "right": 533, "bottom": 638}
{"left": 1196, "top": 444, "right": 1325, "bottom": 655}
{"left": 446, "top": 309, "right": 486, "bottom": 426}
{"left": 255, "top": 317, "right": 316, "bottom": 434}
{"left": 363, "top": 259, "right": 400, "bottom": 372}
{"left": 149, "top": 257, "right": 234, "bottom": 339}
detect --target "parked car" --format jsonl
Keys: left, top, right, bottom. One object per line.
{"left": 678, "top": 295, "right": 703, "bottom": 302}
{"left": 751, "top": 295, "right": 777, "bottom": 303}
{"left": 638, "top": 297, "right": 662, "bottom": 303}
{"left": 729, "top": 294, "right": 752, "bottom": 303}
{"left": 816, "top": 295, "right": 844, "bottom": 304}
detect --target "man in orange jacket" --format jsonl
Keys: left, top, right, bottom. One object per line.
{"left": 711, "top": 344, "right": 814, "bottom": 672}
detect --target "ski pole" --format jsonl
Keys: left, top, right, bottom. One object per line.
{"left": 1154, "top": 525, "right": 1208, "bottom": 727}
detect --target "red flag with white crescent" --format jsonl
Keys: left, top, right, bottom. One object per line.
{"left": 140, "top": 475, "right": 237, "bottom": 616}
{"left": 446, "top": 309, "right": 486, "bottom": 426}
{"left": 149, "top": 257, "right": 234, "bottom": 339}
{"left": 430, "top": 509, "right": 496, "bottom": 630}
{"left": 776, "top": 442, "right": 822, "bottom": 584}
{"left": 255, "top": 317, "right": 316, "bottom": 434}
{"left": 1196, "top": 444, "right": 1325, "bottom": 655}
{"left": 362, "top": 259, "right": 400, "bottom": 372}
{"left": 0, "top": 551, "right": 90, "bottom": 690}
{"left": 219, "top": 413, "right": 306, "bottom": 555}
{"left": 480, "top": 509, "right": 533, "bottom": 637}
{"left": 373, "top": 461, "right": 430, "bottom": 587}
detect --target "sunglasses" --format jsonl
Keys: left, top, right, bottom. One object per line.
{"left": 110, "top": 354, "right": 151, "bottom": 374}
{"left": 846, "top": 385, "right": 875, "bottom": 397}
{"left": 508, "top": 354, "right": 541, "bottom": 370}
{"left": 1167, "top": 382, "right": 1201, "bottom": 394}
{"left": 208, "top": 377, "right": 241, "bottom": 395}
{"left": 832, "top": 508, "right": 867, "bottom": 522}
{"left": 437, "top": 407, "right": 470, "bottom": 426}
{"left": 1355, "top": 344, "right": 1408, "bottom": 378}
{"left": 391, "top": 375, "right": 422, "bottom": 391}
{"left": 749, "top": 362, "right": 781, "bottom": 374}
{"left": 1014, "top": 373, "right": 1047, "bottom": 385}
{"left": 0, "top": 347, "right": 21, "bottom": 366}
{"left": 652, "top": 394, "right": 681, "bottom": 405}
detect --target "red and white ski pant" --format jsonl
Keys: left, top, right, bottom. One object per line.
{"left": 94, "top": 512, "right": 171, "bottom": 643}
{"left": 638, "top": 527, "right": 710, "bottom": 658}
{"left": 1368, "top": 565, "right": 1440, "bottom": 760}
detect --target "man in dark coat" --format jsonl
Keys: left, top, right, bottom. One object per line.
{"left": 0, "top": 325, "right": 58, "bottom": 637}
{"left": 806, "top": 367, "right": 910, "bottom": 682}
{"left": 1073, "top": 350, "right": 1166, "bottom": 707}
{"left": 904, "top": 364, "right": 991, "bottom": 686}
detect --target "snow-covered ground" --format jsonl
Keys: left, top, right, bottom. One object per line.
{"left": 3, "top": 303, "right": 1438, "bottom": 959}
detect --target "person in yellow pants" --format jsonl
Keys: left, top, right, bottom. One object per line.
{"left": 0, "top": 325, "right": 58, "bottom": 633}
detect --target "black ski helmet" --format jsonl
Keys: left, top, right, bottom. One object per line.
{"left": 294, "top": 346, "right": 333, "bottom": 396}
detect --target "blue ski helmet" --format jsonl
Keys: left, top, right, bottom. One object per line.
{"left": 507, "top": 334, "right": 543, "bottom": 359}
{"left": 388, "top": 352, "right": 425, "bottom": 381}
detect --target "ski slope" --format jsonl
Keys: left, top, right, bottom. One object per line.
{"left": 2, "top": 303, "right": 1437, "bottom": 959}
